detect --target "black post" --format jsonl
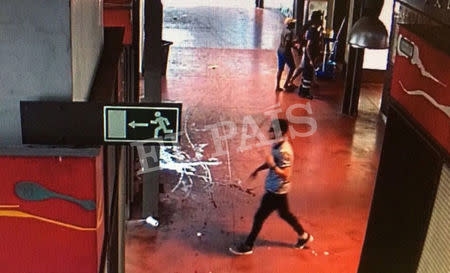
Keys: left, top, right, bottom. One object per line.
{"left": 144, "top": 0, "right": 162, "bottom": 102}
{"left": 380, "top": 0, "right": 396, "bottom": 116}
{"left": 341, "top": 0, "right": 364, "bottom": 116}
{"left": 256, "top": 0, "right": 264, "bottom": 8}
{"left": 109, "top": 188, "right": 119, "bottom": 273}
{"left": 132, "top": 0, "right": 140, "bottom": 103}
{"left": 108, "top": 146, "right": 120, "bottom": 273}
{"left": 293, "top": 0, "right": 305, "bottom": 36}
{"left": 342, "top": 47, "right": 365, "bottom": 116}
{"left": 117, "top": 147, "right": 126, "bottom": 273}
{"left": 129, "top": 0, "right": 141, "bottom": 219}
{"left": 142, "top": 0, "right": 162, "bottom": 218}
{"left": 333, "top": 0, "right": 350, "bottom": 64}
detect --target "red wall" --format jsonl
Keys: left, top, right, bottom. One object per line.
{"left": 391, "top": 26, "right": 450, "bottom": 153}
{"left": 0, "top": 153, "right": 104, "bottom": 273}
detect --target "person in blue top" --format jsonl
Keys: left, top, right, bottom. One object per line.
{"left": 275, "top": 18, "right": 297, "bottom": 92}
{"left": 230, "top": 119, "right": 313, "bottom": 255}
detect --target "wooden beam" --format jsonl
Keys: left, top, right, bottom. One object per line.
{"left": 89, "top": 27, "right": 125, "bottom": 103}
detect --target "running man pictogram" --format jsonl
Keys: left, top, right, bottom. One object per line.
{"left": 150, "top": 111, "right": 173, "bottom": 138}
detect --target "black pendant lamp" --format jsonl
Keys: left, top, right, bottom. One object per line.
{"left": 348, "top": 0, "right": 389, "bottom": 49}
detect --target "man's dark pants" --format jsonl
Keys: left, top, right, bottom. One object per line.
{"left": 245, "top": 191, "right": 305, "bottom": 247}
{"left": 300, "top": 59, "right": 314, "bottom": 95}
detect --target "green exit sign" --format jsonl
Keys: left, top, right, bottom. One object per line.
{"left": 103, "top": 104, "right": 182, "bottom": 144}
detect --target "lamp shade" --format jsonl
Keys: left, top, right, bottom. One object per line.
{"left": 348, "top": 16, "right": 389, "bottom": 49}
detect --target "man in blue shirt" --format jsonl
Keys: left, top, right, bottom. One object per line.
{"left": 230, "top": 119, "right": 313, "bottom": 255}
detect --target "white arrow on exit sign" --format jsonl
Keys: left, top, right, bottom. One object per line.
{"left": 128, "top": 120, "right": 149, "bottom": 129}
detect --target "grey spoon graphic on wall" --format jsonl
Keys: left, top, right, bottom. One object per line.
{"left": 15, "top": 181, "right": 96, "bottom": 211}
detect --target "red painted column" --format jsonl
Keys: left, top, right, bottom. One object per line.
{"left": 104, "top": 0, "right": 133, "bottom": 45}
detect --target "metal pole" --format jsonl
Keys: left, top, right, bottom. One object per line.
{"left": 293, "top": 0, "right": 305, "bottom": 36}
{"left": 341, "top": 0, "right": 364, "bottom": 116}
{"left": 143, "top": 0, "right": 162, "bottom": 102}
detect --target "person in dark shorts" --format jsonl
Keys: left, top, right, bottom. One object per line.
{"left": 298, "top": 10, "right": 324, "bottom": 100}
{"left": 275, "top": 18, "right": 297, "bottom": 92}
{"left": 229, "top": 119, "right": 313, "bottom": 255}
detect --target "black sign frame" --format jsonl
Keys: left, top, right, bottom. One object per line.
{"left": 20, "top": 101, "right": 182, "bottom": 146}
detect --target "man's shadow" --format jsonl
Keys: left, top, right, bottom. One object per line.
{"left": 179, "top": 223, "right": 297, "bottom": 257}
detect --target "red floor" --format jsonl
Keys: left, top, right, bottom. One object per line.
{"left": 126, "top": 4, "right": 385, "bottom": 273}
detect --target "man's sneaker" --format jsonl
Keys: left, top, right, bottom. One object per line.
{"left": 305, "top": 92, "right": 313, "bottom": 100}
{"left": 294, "top": 233, "right": 314, "bottom": 249}
{"left": 299, "top": 90, "right": 313, "bottom": 100}
{"left": 229, "top": 243, "right": 253, "bottom": 255}
{"left": 284, "top": 84, "right": 298, "bottom": 93}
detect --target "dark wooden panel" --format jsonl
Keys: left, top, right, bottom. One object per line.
{"left": 358, "top": 104, "right": 444, "bottom": 273}
{"left": 397, "top": 0, "right": 450, "bottom": 27}
{"left": 89, "top": 27, "right": 125, "bottom": 103}
{"left": 0, "top": 146, "right": 100, "bottom": 157}
{"left": 132, "top": 0, "right": 140, "bottom": 103}
{"left": 21, "top": 101, "right": 103, "bottom": 145}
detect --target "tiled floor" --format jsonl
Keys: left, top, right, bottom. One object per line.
{"left": 127, "top": 3, "right": 385, "bottom": 273}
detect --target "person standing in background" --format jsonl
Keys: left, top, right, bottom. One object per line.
{"left": 298, "top": 10, "right": 324, "bottom": 100}
{"left": 286, "top": 18, "right": 313, "bottom": 87}
{"left": 275, "top": 18, "right": 297, "bottom": 92}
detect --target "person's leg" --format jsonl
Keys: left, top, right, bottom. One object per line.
{"left": 289, "top": 48, "right": 304, "bottom": 86}
{"left": 244, "top": 192, "right": 276, "bottom": 247}
{"left": 289, "top": 66, "right": 302, "bottom": 86}
{"left": 299, "top": 64, "right": 313, "bottom": 99}
{"left": 275, "top": 194, "right": 313, "bottom": 248}
{"left": 284, "top": 69, "right": 294, "bottom": 89}
{"left": 290, "top": 52, "right": 306, "bottom": 87}
{"left": 276, "top": 70, "right": 283, "bottom": 91}
{"left": 283, "top": 54, "right": 296, "bottom": 89}
{"left": 230, "top": 192, "right": 276, "bottom": 255}
{"left": 312, "top": 62, "right": 319, "bottom": 88}
{"left": 276, "top": 194, "right": 304, "bottom": 236}
{"left": 276, "top": 51, "right": 286, "bottom": 91}
{"left": 154, "top": 127, "right": 161, "bottom": 138}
